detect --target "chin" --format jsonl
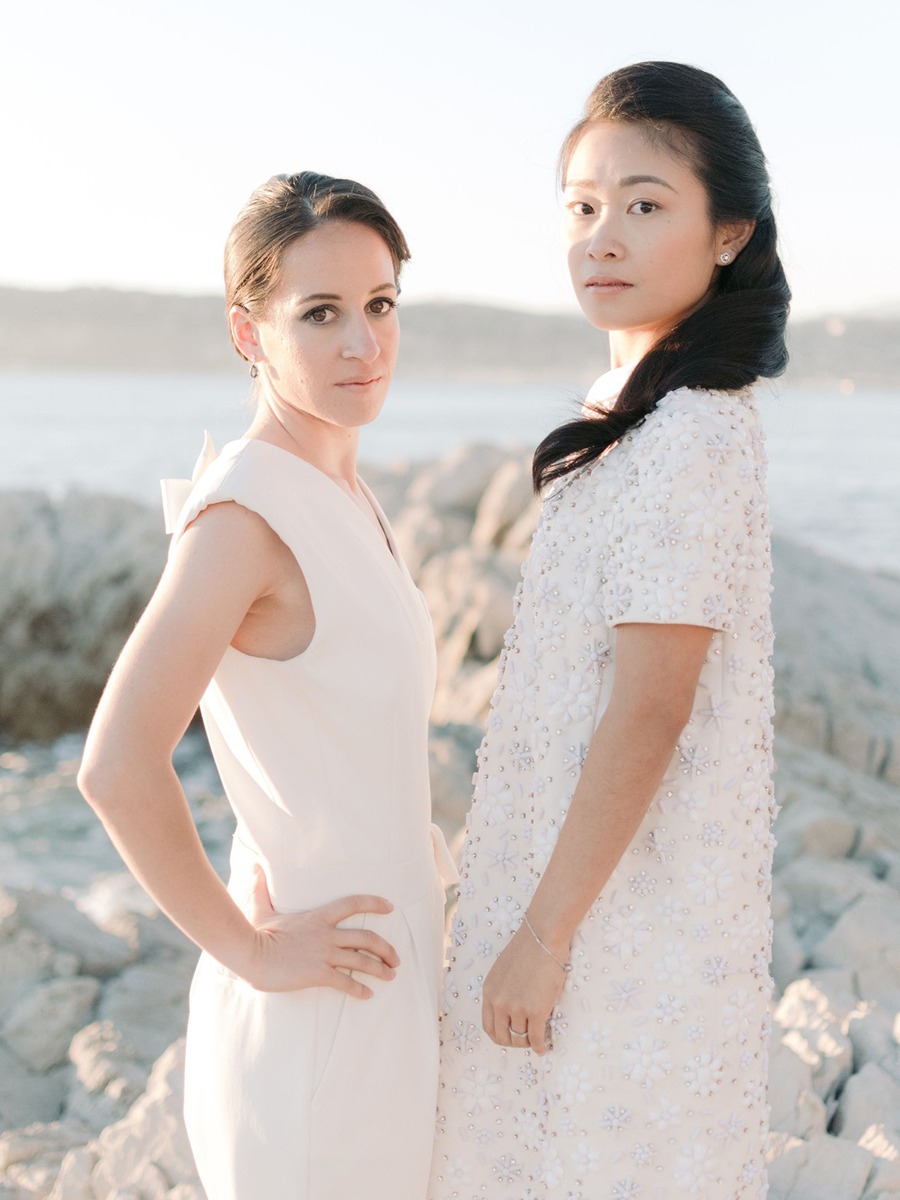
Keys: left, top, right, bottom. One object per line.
{"left": 577, "top": 295, "right": 620, "bottom": 333}
{"left": 338, "top": 399, "right": 388, "bottom": 430}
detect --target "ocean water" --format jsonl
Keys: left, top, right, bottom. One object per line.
{"left": 2, "top": 370, "right": 899, "bottom": 577}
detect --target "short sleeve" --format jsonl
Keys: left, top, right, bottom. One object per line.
{"left": 602, "top": 390, "right": 763, "bottom": 632}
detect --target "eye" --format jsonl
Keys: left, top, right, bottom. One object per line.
{"left": 368, "top": 297, "right": 398, "bottom": 316}
{"left": 628, "top": 200, "right": 658, "bottom": 215}
{"left": 568, "top": 201, "right": 595, "bottom": 217}
{"left": 303, "top": 305, "right": 337, "bottom": 325}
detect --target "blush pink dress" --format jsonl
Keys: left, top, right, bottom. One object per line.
{"left": 163, "top": 436, "right": 457, "bottom": 1200}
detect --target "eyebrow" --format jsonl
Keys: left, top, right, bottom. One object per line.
{"left": 565, "top": 175, "right": 677, "bottom": 192}
{"left": 299, "top": 282, "right": 398, "bottom": 303}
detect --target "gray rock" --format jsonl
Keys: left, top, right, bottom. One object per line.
{"left": 92, "top": 905, "right": 197, "bottom": 967}
{"left": 771, "top": 537, "right": 900, "bottom": 787}
{"left": 470, "top": 457, "right": 535, "bottom": 549}
{"left": 847, "top": 1005, "right": 898, "bottom": 1073}
{"left": 776, "top": 696, "right": 831, "bottom": 752}
{"left": 2, "top": 1158, "right": 60, "bottom": 1197}
{"left": 405, "top": 442, "right": 508, "bottom": 516}
{"left": 857, "top": 1124, "right": 900, "bottom": 1195}
{"left": 775, "top": 971, "right": 860, "bottom": 1026}
{"left": 768, "top": 1036, "right": 827, "bottom": 1137}
{"left": 429, "top": 724, "right": 480, "bottom": 838}
{"left": 765, "top": 1130, "right": 807, "bottom": 1199}
{"left": 48, "top": 1146, "right": 97, "bottom": 1200}
{"left": 0, "top": 1042, "right": 69, "bottom": 1129}
{"left": 856, "top": 963, "right": 900, "bottom": 1015}
{"left": 768, "top": 1133, "right": 873, "bottom": 1200}
{"left": 421, "top": 545, "right": 520, "bottom": 724}
{"left": 500, "top": 503, "right": 540, "bottom": 557}
{"left": 66, "top": 1021, "right": 149, "bottom": 1132}
{"left": 433, "top": 660, "right": 500, "bottom": 728}
{"left": 0, "top": 925, "right": 56, "bottom": 1021}
{"left": 772, "top": 916, "right": 806, "bottom": 994}
{"left": 778, "top": 857, "right": 890, "bottom": 936}
{"left": 88, "top": 1040, "right": 200, "bottom": 1196}
{"left": 0, "top": 1118, "right": 91, "bottom": 1180}
{"left": 390, "top": 503, "right": 471, "bottom": 579}
{"left": 812, "top": 897, "right": 900, "bottom": 971}
{"left": 98, "top": 960, "right": 195, "bottom": 1063}
{"left": 775, "top": 976, "right": 857, "bottom": 1109}
{"left": 832, "top": 1063, "right": 900, "bottom": 1142}
{"left": 773, "top": 803, "right": 859, "bottom": 868}
{"left": 1, "top": 977, "right": 100, "bottom": 1072}
{"left": 0, "top": 490, "right": 166, "bottom": 740}
{"left": 6, "top": 889, "right": 135, "bottom": 977}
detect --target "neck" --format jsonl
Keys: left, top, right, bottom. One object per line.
{"left": 245, "top": 395, "right": 360, "bottom": 488}
{"left": 608, "top": 327, "right": 660, "bottom": 371}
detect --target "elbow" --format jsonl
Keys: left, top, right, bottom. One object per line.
{"left": 665, "top": 688, "right": 698, "bottom": 740}
{"left": 77, "top": 744, "right": 130, "bottom": 816}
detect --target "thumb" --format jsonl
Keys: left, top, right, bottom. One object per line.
{"left": 247, "top": 863, "right": 275, "bottom": 924}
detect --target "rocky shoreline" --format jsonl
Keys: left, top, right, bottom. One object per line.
{"left": 1, "top": 446, "right": 899, "bottom": 1199}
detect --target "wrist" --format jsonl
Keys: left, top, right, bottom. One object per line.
{"left": 213, "top": 920, "right": 265, "bottom": 986}
{"left": 524, "top": 902, "right": 576, "bottom": 961}
{"left": 521, "top": 911, "right": 573, "bottom": 973}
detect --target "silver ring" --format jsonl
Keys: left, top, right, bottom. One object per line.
{"left": 509, "top": 1027, "right": 528, "bottom": 1038}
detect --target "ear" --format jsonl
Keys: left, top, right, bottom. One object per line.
{"left": 716, "top": 218, "right": 756, "bottom": 263}
{"left": 228, "top": 304, "right": 263, "bottom": 364}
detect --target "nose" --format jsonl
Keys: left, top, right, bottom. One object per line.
{"left": 586, "top": 214, "right": 623, "bottom": 260}
{"left": 341, "top": 314, "right": 380, "bottom": 363}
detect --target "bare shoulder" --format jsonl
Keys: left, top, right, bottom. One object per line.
{"left": 182, "top": 498, "right": 282, "bottom": 553}
{"left": 173, "top": 500, "right": 287, "bottom": 588}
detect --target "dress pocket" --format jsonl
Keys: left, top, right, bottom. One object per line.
{"left": 308, "top": 914, "right": 365, "bottom": 1099}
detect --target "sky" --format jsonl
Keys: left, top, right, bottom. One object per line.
{"left": 2, "top": 0, "right": 898, "bottom": 320}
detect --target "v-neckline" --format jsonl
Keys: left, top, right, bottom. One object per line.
{"left": 230, "top": 438, "right": 403, "bottom": 574}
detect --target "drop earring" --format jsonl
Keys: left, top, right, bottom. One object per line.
{"left": 249, "top": 357, "right": 259, "bottom": 379}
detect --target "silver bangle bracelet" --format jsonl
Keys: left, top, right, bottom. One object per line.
{"left": 522, "top": 912, "right": 572, "bottom": 973}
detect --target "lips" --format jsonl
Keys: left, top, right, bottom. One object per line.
{"left": 585, "top": 276, "right": 633, "bottom": 290}
{"left": 336, "top": 376, "right": 381, "bottom": 387}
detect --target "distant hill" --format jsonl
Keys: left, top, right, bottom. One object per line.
{"left": 0, "top": 286, "right": 898, "bottom": 387}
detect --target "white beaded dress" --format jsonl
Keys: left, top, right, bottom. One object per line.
{"left": 429, "top": 371, "right": 776, "bottom": 1200}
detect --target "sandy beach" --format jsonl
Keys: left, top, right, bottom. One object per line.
{"left": 1, "top": 446, "right": 900, "bottom": 1199}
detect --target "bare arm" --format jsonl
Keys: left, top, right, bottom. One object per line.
{"left": 79, "top": 503, "right": 398, "bottom": 996}
{"left": 481, "top": 621, "right": 713, "bottom": 1052}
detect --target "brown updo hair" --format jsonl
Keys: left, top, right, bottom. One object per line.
{"left": 224, "top": 171, "right": 411, "bottom": 361}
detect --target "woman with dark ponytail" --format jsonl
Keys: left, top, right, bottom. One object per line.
{"left": 430, "top": 63, "right": 788, "bottom": 1198}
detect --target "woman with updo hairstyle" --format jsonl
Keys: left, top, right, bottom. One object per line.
{"left": 79, "top": 172, "right": 456, "bottom": 1200}
{"left": 430, "top": 63, "right": 789, "bottom": 1198}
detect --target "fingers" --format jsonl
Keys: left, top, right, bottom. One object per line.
{"left": 332, "top": 948, "right": 397, "bottom": 982}
{"left": 341, "top": 927, "right": 400, "bottom": 969}
{"left": 492, "top": 1011, "right": 515, "bottom": 1049}
{"left": 323, "top": 893, "right": 394, "bottom": 924}
{"left": 481, "top": 1000, "right": 498, "bottom": 1046}
{"left": 326, "top": 968, "right": 374, "bottom": 1001}
{"left": 529, "top": 1019, "right": 549, "bottom": 1056}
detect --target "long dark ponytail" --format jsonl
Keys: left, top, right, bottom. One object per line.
{"left": 533, "top": 62, "right": 790, "bottom": 490}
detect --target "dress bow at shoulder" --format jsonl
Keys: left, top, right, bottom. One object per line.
{"left": 160, "top": 431, "right": 218, "bottom": 535}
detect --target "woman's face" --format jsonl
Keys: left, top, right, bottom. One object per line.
{"left": 563, "top": 120, "right": 730, "bottom": 363}
{"left": 249, "top": 221, "right": 400, "bottom": 431}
